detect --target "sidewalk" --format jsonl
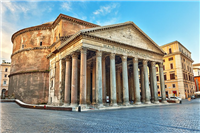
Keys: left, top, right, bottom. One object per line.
{"left": 0, "top": 99, "right": 179, "bottom": 112}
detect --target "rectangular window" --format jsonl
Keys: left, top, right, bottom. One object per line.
{"left": 4, "top": 74, "right": 7, "bottom": 78}
{"left": 164, "top": 75, "right": 167, "bottom": 80}
{"left": 40, "top": 42, "right": 42, "bottom": 46}
{"left": 163, "top": 65, "right": 165, "bottom": 70}
{"left": 5, "top": 68, "right": 8, "bottom": 72}
{"left": 168, "top": 57, "right": 173, "bottom": 61}
{"left": 22, "top": 44, "right": 24, "bottom": 49}
{"left": 157, "top": 85, "right": 159, "bottom": 89}
{"left": 156, "top": 67, "right": 158, "bottom": 72}
{"left": 170, "top": 63, "right": 173, "bottom": 69}
{"left": 157, "top": 76, "right": 159, "bottom": 81}
{"left": 170, "top": 73, "right": 175, "bottom": 80}
{"left": 169, "top": 48, "right": 172, "bottom": 54}
{"left": 172, "top": 84, "right": 176, "bottom": 88}
{"left": 3, "top": 81, "right": 6, "bottom": 85}
{"left": 163, "top": 59, "right": 165, "bottom": 62}
{"left": 165, "top": 85, "right": 167, "bottom": 88}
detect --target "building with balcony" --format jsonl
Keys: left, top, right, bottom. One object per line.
{"left": 156, "top": 41, "right": 195, "bottom": 99}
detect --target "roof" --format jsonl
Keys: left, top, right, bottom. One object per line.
{"left": 58, "top": 21, "right": 165, "bottom": 55}
{"left": 11, "top": 14, "right": 99, "bottom": 43}
{"left": 161, "top": 41, "right": 191, "bottom": 54}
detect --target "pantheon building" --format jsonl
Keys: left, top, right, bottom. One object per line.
{"left": 8, "top": 14, "right": 167, "bottom": 108}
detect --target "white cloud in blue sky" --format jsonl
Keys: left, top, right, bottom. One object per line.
{"left": 0, "top": 1, "right": 199, "bottom": 64}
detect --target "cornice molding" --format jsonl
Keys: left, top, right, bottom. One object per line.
{"left": 9, "top": 70, "right": 49, "bottom": 77}
{"left": 11, "top": 46, "right": 50, "bottom": 58}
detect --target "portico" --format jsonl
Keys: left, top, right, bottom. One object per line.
{"left": 47, "top": 22, "right": 166, "bottom": 108}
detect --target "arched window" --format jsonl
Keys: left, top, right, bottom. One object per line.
{"left": 40, "top": 42, "right": 42, "bottom": 46}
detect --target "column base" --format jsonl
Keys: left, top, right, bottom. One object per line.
{"left": 123, "top": 102, "right": 130, "bottom": 106}
{"left": 62, "top": 103, "right": 70, "bottom": 106}
{"left": 145, "top": 101, "right": 151, "bottom": 104}
{"left": 98, "top": 104, "right": 105, "bottom": 108}
{"left": 135, "top": 102, "right": 141, "bottom": 105}
{"left": 110, "top": 103, "right": 118, "bottom": 107}
{"left": 70, "top": 103, "right": 78, "bottom": 107}
{"left": 154, "top": 101, "right": 160, "bottom": 104}
{"left": 92, "top": 102, "right": 96, "bottom": 105}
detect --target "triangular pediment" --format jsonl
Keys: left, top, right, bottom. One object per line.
{"left": 83, "top": 22, "right": 164, "bottom": 55}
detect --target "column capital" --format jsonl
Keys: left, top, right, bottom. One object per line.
{"left": 96, "top": 50, "right": 102, "bottom": 57}
{"left": 110, "top": 53, "right": 115, "bottom": 60}
{"left": 143, "top": 59, "right": 147, "bottom": 65}
{"left": 151, "top": 61, "right": 155, "bottom": 66}
{"left": 71, "top": 52, "right": 79, "bottom": 58}
{"left": 121, "top": 55, "right": 127, "bottom": 62}
{"left": 80, "top": 47, "right": 87, "bottom": 54}
{"left": 116, "top": 66, "right": 121, "bottom": 72}
{"left": 65, "top": 56, "right": 71, "bottom": 61}
{"left": 133, "top": 57, "right": 138, "bottom": 63}
{"left": 158, "top": 63, "right": 163, "bottom": 68}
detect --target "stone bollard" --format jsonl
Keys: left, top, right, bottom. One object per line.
{"left": 179, "top": 100, "right": 182, "bottom": 104}
{"left": 78, "top": 106, "right": 81, "bottom": 112}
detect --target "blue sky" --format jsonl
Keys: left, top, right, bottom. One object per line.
{"left": 1, "top": 0, "right": 199, "bottom": 64}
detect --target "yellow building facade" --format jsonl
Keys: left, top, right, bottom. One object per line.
{"left": 0, "top": 60, "right": 11, "bottom": 97}
{"left": 156, "top": 41, "right": 195, "bottom": 99}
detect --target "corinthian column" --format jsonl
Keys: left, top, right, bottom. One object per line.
{"left": 92, "top": 59, "right": 96, "bottom": 104}
{"left": 110, "top": 53, "right": 118, "bottom": 106}
{"left": 64, "top": 56, "right": 71, "bottom": 106}
{"left": 133, "top": 57, "right": 141, "bottom": 105}
{"left": 140, "top": 66, "right": 145, "bottom": 103}
{"left": 70, "top": 52, "right": 79, "bottom": 107}
{"left": 86, "top": 63, "right": 91, "bottom": 104}
{"left": 151, "top": 62, "right": 159, "bottom": 103}
{"left": 159, "top": 63, "right": 167, "bottom": 103}
{"left": 79, "top": 48, "right": 87, "bottom": 108}
{"left": 143, "top": 60, "right": 151, "bottom": 104}
{"left": 116, "top": 67, "right": 122, "bottom": 104}
{"left": 149, "top": 63, "right": 154, "bottom": 103}
{"left": 102, "top": 56, "right": 106, "bottom": 105}
{"left": 121, "top": 55, "right": 130, "bottom": 106}
{"left": 96, "top": 51, "right": 104, "bottom": 107}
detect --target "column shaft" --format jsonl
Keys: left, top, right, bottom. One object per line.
{"left": 110, "top": 53, "right": 118, "bottom": 106}
{"left": 102, "top": 56, "right": 106, "bottom": 104}
{"left": 151, "top": 62, "right": 159, "bottom": 103}
{"left": 122, "top": 55, "right": 130, "bottom": 106}
{"left": 140, "top": 67, "right": 145, "bottom": 103}
{"left": 159, "top": 63, "right": 167, "bottom": 103}
{"left": 64, "top": 56, "right": 71, "bottom": 105}
{"left": 92, "top": 60, "right": 96, "bottom": 104}
{"left": 116, "top": 67, "right": 122, "bottom": 104}
{"left": 133, "top": 58, "right": 141, "bottom": 104}
{"left": 70, "top": 53, "right": 78, "bottom": 107}
{"left": 96, "top": 51, "right": 103, "bottom": 107}
{"left": 86, "top": 63, "right": 91, "bottom": 104}
{"left": 149, "top": 64, "right": 155, "bottom": 103}
{"left": 79, "top": 48, "right": 87, "bottom": 106}
{"left": 143, "top": 60, "right": 151, "bottom": 104}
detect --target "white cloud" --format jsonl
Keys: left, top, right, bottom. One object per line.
{"left": 93, "top": 3, "right": 119, "bottom": 15}
{"left": 96, "top": 17, "right": 118, "bottom": 26}
{"left": 61, "top": 2, "right": 71, "bottom": 11}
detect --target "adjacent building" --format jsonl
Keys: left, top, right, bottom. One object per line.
{"left": 0, "top": 60, "right": 11, "bottom": 98}
{"left": 193, "top": 63, "right": 200, "bottom": 92}
{"left": 9, "top": 14, "right": 167, "bottom": 107}
{"left": 157, "top": 41, "right": 195, "bottom": 99}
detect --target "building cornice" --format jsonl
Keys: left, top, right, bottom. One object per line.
{"left": 161, "top": 41, "right": 191, "bottom": 54}
{"left": 11, "top": 46, "right": 50, "bottom": 58}
{"left": 163, "top": 51, "right": 193, "bottom": 62}
{"left": 8, "top": 70, "right": 49, "bottom": 77}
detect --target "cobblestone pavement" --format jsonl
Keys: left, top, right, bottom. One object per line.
{"left": 1, "top": 99, "right": 200, "bottom": 133}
